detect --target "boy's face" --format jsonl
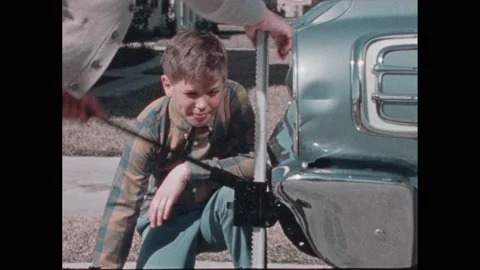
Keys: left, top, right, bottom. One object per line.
{"left": 161, "top": 75, "right": 224, "bottom": 127}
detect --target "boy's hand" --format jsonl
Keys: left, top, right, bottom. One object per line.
{"left": 148, "top": 163, "right": 190, "bottom": 227}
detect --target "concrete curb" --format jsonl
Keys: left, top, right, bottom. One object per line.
{"left": 63, "top": 261, "right": 331, "bottom": 269}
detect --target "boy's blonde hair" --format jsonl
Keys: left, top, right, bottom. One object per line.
{"left": 161, "top": 29, "right": 228, "bottom": 86}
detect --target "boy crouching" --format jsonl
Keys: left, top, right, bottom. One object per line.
{"left": 92, "top": 29, "right": 255, "bottom": 269}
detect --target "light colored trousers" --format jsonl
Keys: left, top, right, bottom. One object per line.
{"left": 135, "top": 186, "right": 252, "bottom": 269}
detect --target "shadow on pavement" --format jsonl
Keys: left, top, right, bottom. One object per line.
{"left": 216, "top": 31, "right": 245, "bottom": 40}
{"left": 142, "top": 50, "right": 289, "bottom": 88}
{"left": 100, "top": 50, "right": 289, "bottom": 119}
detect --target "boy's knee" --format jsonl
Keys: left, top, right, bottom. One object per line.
{"left": 215, "top": 186, "right": 235, "bottom": 201}
{"left": 213, "top": 186, "right": 235, "bottom": 218}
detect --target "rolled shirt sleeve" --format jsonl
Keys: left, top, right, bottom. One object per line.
{"left": 62, "top": 0, "right": 135, "bottom": 99}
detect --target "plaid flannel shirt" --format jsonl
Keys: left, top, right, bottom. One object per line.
{"left": 92, "top": 79, "right": 255, "bottom": 268}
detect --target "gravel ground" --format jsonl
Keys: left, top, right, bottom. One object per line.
{"left": 63, "top": 85, "right": 291, "bottom": 156}
{"left": 62, "top": 216, "right": 327, "bottom": 265}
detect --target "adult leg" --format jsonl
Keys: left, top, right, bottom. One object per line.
{"left": 135, "top": 207, "right": 203, "bottom": 269}
{"left": 197, "top": 186, "right": 252, "bottom": 268}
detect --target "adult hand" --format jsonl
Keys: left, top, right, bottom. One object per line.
{"left": 62, "top": 90, "right": 106, "bottom": 122}
{"left": 244, "top": 9, "right": 293, "bottom": 60}
{"left": 148, "top": 163, "right": 190, "bottom": 227}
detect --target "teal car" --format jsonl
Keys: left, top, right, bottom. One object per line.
{"left": 267, "top": 0, "right": 417, "bottom": 268}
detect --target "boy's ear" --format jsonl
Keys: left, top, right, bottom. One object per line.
{"left": 161, "top": 75, "right": 173, "bottom": 96}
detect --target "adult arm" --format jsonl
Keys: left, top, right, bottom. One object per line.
{"left": 62, "top": 0, "right": 135, "bottom": 99}
{"left": 184, "top": 0, "right": 293, "bottom": 59}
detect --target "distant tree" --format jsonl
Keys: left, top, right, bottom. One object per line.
{"left": 123, "top": 4, "right": 155, "bottom": 43}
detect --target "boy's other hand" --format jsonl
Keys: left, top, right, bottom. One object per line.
{"left": 62, "top": 90, "right": 106, "bottom": 122}
{"left": 148, "top": 163, "right": 190, "bottom": 228}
